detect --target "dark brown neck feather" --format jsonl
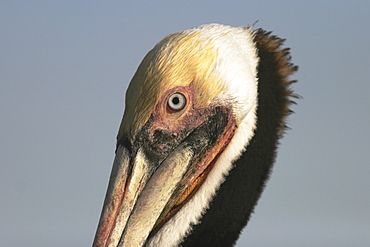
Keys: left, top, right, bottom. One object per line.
{"left": 180, "top": 29, "right": 298, "bottom": 246}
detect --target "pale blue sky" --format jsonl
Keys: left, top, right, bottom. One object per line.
{"left": 1, "top": 1, "right": 369, "bottom": 246}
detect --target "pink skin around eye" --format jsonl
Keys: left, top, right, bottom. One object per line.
{"left": 147, "top": 82, "right": 211, "bottom": 141}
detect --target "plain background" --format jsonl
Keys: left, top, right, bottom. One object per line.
{"left": 1, "top": 1, "right": 369, "bottom": 246}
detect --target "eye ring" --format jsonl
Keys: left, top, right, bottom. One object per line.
{"left": 167, "top": 92, "right": 186, "bottom": 111}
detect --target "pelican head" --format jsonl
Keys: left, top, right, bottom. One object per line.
{"left": 93, "top": 23, "right": 297, "bottom": 247}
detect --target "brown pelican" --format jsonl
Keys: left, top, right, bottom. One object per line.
{"left": 93, "top": 23, "right": 297, "bottom": 246}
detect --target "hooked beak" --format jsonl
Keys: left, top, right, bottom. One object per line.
{"left": 93, "top": 106, "right": 236, "bottom": 246}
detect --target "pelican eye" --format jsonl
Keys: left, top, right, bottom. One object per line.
{"left": 168, "top": 92, "right": 186, "bottom": 111}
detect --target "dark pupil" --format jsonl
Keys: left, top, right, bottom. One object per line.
{"left": 172, "top": 97, "right": 180, "bottom": 105}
